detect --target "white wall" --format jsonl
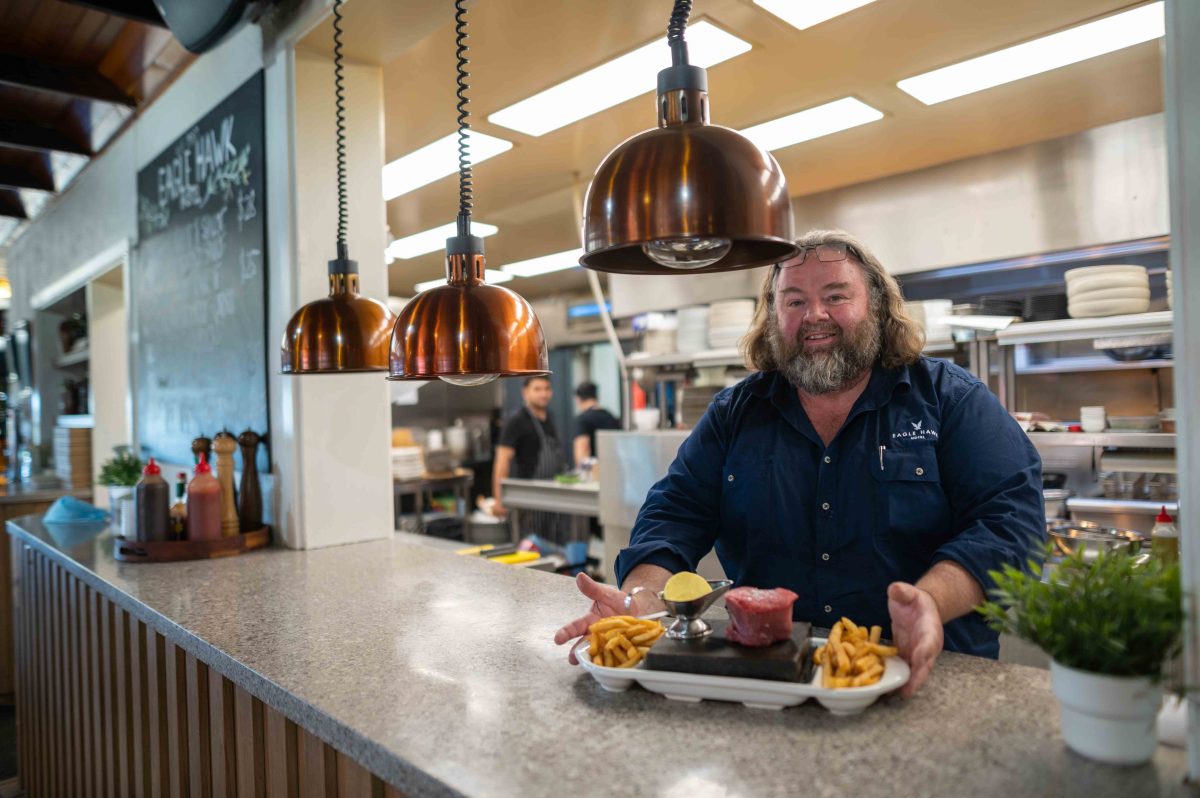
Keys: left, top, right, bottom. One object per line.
{"left": 87, "top": 270, "right": 130, "bottom": 507}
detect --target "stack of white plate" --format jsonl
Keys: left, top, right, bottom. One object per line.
{"left": 676, "top": 305, "right": 711, "bottom": 353}
{"left": 642, "top": 328, "right": 678, "bottom": 355}
{"left": 708, "top": 299, "right": 755, "bottom": 349}
{"left": 391, "top": 446, "right": 425, "bottom": 480}
{"left": 1065, "top": 265, "right": 1149, "bottom": 318}
{"left": 1166, "top": 270, "right": 1173, "bottom": 310}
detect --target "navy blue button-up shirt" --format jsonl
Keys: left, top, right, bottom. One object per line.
{"left": 615, "top": 357, "right": 1044, "bottom": 658}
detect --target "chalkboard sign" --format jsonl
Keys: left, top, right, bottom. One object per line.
{"left": 134, "top": 72, "right": 269, "bottom": 469}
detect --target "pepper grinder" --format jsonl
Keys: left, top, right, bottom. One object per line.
{"left": 237, "top": 430, "right": 263, "bottom": 532}
{"left": 191, "top": 435, "right": 213, "bottom": 467}
{"left": 212, "top": 431, "right": 240, "bottom": 537}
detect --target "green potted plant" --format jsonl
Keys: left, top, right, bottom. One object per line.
{"left": 979, "top": 547, "right": 1182, "bottom": 766}
{"left": 98, "top": 448, "right": 143, "bottom": 530}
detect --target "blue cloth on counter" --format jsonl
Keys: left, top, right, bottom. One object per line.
{"left": 43, "top": 496, "right": 111, "bottom": 524}
{"left": 615, "top": 358, "right": 1045, "bottom": 659}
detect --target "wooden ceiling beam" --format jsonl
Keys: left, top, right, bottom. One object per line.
{"left": 0, "top": 190, "right": 27, "bottom": 220}
{"left": 58, "top": 0, "right": 168, "bottom": 28}
{"left": 0, "top": 53, "right": 136, "bottom": 107}
{"left": 0, "top": 162, "right": 54, "bottom": 193}
{"left": 0, "top": 119, "right": 92, "bottom": 157}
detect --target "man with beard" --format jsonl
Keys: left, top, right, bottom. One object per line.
{"left": 553, "top": 230, "right": 1043, "bottom": 696}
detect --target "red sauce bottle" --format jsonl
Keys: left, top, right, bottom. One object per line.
{"left": 186, "top": 454, "right": 222, "bottom": 541}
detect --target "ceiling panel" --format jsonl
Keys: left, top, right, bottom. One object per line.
{"left": 379, "top": 0, "right": 1164, "bottom": 298}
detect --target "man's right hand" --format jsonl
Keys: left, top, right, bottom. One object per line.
{"left": 553, "top": 573, "right": 630, "bottom": 664}
{"left": 492, "top": 500, "right": 507, "bottom": 519}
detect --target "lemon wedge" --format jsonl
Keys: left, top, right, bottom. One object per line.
{"left": 663, "top": 571, "right": 712, "bottom": 602}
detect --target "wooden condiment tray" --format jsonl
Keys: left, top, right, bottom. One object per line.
{"left": 113, "top": 527, "right": 270, "bottom": 562}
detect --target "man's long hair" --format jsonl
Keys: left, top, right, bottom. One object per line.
{"left": 741, "top": 229, "right": 925, "bottom": 372}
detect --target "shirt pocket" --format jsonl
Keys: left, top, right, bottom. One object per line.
{"left": 869, "top": 445, "right": 951, "bottom": 559}
{"left": 720, "top": 458, "right": 785, "bottom": 557}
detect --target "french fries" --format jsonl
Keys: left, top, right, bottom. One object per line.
{"left": 811, "top": 618, "right": 897, "bottom": 689}
{"left": 586, "top": 616, "right": 665, "bottom": 669}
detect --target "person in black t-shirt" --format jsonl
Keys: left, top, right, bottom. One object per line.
{"left": 572, "top": 382, "right": 620, "bottom": 466}
{"left": 492, "top": 376, "right": 560, "bottom": 519}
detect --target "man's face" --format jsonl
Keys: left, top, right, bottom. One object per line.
{"left": 524, "top": 378, "right": 553, "bottom": 410}
{"left": 768, "top": 254, "right": 882, "bottom": 394}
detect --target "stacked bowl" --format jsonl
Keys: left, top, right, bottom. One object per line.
{"left": 708, "top": 299, "right": 756, "bottom": 350}
{"left": 1065, "top": 265, "right": 1149, "bottom": 318}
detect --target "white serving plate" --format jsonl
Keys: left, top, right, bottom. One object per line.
{"left": 575, "top": 637, "right": 909, "bottom": 715}
{"left": 1068, "top": 296, "right": 1151, "bottom": 318}
{"left": 1066, "top": 273, "right": 1149, "bottom": 296}
{"left": 1065, "top": 286, "right": 1150, "bottom": 303}
{"left": 1064, "top": 264, "right": 1147, "bottom": 283}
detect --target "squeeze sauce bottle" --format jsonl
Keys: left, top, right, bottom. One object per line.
{"left": 187, "top": 454, "right": 223, "bottom": 542}
{"left": 1151, "top": 506, "right": 1179, "bottom": 565}
{"left": 133, "top": 457, "right": 170, "bottom": 542}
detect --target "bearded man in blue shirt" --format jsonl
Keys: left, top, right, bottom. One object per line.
{"left": 555, "top": 229, "right": 1044, "bottom": 697}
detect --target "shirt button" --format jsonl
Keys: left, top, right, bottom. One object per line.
{"left": 821, "top": 502, "right": 830, "bottom": 511}
{"left": 915, "top": 467, "right": 925, "bottom": 476}
{"left": 824, "top": 456, "right": 832, "bottom": 464}
{"left": 824, "top": 605, "right": 833, "bottom": 613}
{"left": 727, "top": 474, "right": 734, "bottom": 482}
{"left": 821, "top": 553, "right": 830, "bottom": 561}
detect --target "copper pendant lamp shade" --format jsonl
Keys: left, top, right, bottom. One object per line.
{"left": 281, "top": 245, "right": 396, "bottom": 374}
{"left": 388, "top": 238, "right": 548, "bottom": 383}
{"left": 580, "top": 2, "right": 798, "bottom": 275}
{"left": 280, "top": 0, "right": 395, "bottom": 374}
{"left": 389, "top": 0, "right": 548, "bottom": 386}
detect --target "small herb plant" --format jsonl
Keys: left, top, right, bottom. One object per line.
{"left": 97, "top": 450, "right": 144, "bottom": 487}
{"left": 978, "top": 546, "right": 1183, "bottom": 679}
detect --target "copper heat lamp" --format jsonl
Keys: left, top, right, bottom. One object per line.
{"left": 580, "top": 0, "right": 798, "bottom": 275}
{"left": 388, "top": 0, "right": 548, "bottom": 385}
{"left": 281, "top": 0, "right": 394, "bottom": 374}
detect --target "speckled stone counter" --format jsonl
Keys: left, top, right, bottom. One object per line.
{"left": 7, "top": 516, "right": 1192, "bottom": 797}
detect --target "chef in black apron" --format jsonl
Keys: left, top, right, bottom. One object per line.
{"left": 493, "top": 376, "right": 567, "bottom": 546}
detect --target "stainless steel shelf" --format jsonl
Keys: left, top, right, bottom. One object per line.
{"left": 997, "top": 311, "right": 1173, "bottom": 346}
{"left": 1066, "top": 497, "right": 1178, "bottom": 515}
{"left": 1026, "top": 431, "right": 1176, "bottom": 449}
{"left": 625, "top": 348, "right": 744, "bottom": 368}
{"left": 55, "top": 349, "right": 89, "bottom": 368}
{"left": 1015, "top": 358, "right": 1174, "bottom": 375}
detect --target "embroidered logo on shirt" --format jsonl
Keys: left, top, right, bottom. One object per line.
{"left": 893, "top": 419, "right": 938, "bottom": 442}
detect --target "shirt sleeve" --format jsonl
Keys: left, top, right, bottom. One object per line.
{"left": 931, "top": 380, "right": 1045, "bottom": 594}
{"left": 498, "top": 414, "right": 525, "bottom": 449}
{"left": 572, "top": 412, "right": 594, "bottom": 441}
{"left": 615, "top": 398, "right": 727, "bottom": 585}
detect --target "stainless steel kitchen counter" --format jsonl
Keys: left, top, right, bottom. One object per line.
{"left": 6, "top": 515, "right": 1190, "bottom": 797}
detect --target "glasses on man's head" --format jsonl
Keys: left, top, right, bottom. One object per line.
{"left": 784, "top": 242, "right": 861, "bottom": 268}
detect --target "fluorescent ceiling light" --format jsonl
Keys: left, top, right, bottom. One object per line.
{"left": 897, "top": 2, "right": 1164, "bottom": 105}
{"left": 387, "top": 221, "right": 499, "bottom": 261}
{"left": 413, "top": 269, "right": 513, "bottom": 293}
{"left": 753, "top": 0, "right": 877, "bottom": 31}
{"left": 382, "top": 130, "right": 513, "bottom": 200}
{"left": 500, "top": 248, "right": 585, "bottom": 278}
{"left": 488, "top": 21, "right": 751, "bottom": 137}
{"left": 741, "top": 97, "right": 883, "bottom": 152}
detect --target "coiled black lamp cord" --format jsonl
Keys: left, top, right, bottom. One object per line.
{"left": 454, "top": 0, "right": 473, "bottom": 238}
{"left": 332, "top": 0, "right": 349, "bottom": 259}
{"left": 668, "top": 0, "right": 692, "bottom": 66}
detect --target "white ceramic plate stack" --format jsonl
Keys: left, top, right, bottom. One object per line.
{"left": 642, "top": 328, "right": 677, "bottom": 355}
{"left": 1166, "top": 270, "right": 1173, "bottom": 310}
{"left": 391, "top": 446, "right": 425, "bottom": 480}
{"left": 708, "top": 299, "right": 755, "bottom": 350}
{"left": 676, "top": 305, "right": 711, "bottom": 353}
{"left": 1065, "top": 265, "right": 1149, "bottom": 318}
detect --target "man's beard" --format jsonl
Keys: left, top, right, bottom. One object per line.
{"left": 769, "top": 314, "right": 882, "bottom": 394}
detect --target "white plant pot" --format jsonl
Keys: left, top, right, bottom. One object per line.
{"left": 106, "top": 485, "right": 134, "bottom": 531}
{"left": 1051, "top": 660, "right": 1162, "bottom": 765}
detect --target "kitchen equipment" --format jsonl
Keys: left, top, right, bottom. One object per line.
{"left": 1042, "top": 472, "right": 1068, "bottom": 490}
{"left": 1080, "top": 406, "right": 1106, "bottom": 433}
{"left": 633, "top": 407, "right": 662, "bottom": 432}
{"left": 1107, "top": 416, "right": 1161, "bottom": 431}
{"left": 978, "top": 297, "right": 1024, "bottom": 318}
{"left": 1043, "top": 489, "right": 1072, "bottom": 520}
{"left": 1047, "top": 521, "right": 1145, "bottom": 561}
{"left": 658, "top": 579, "right": 733, "bottom": 639}
{"left": 576, "top": 634, "right": 910, "bottom": 714}
{"left": 1023, "top": 293, "right": 1069, "bottom": 321}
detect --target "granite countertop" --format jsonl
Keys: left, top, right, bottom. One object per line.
{"left": 7, "top": 516, "right": 1192, "bottom": 798}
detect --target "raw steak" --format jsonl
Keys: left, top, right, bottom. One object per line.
{"left": 725, "top": 587, "right": 799, "bottom": 647}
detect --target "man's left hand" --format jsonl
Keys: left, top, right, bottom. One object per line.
{"left": 887, "top": 582, "right": 943, "bottom": 698}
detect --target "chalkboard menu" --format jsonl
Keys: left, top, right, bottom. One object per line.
{"left": 134, "top": 72, "right": 269, "bottom": 468}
